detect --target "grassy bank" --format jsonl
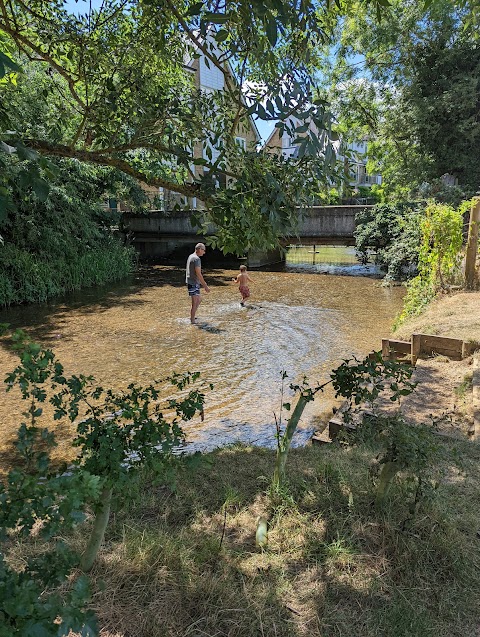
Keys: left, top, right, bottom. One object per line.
{"left": 71, "top": 439, "right": 479, "bottom": 637}
{"left": 0, "top": 240, "right": 136, "bottom": 306}
{"left": 394, "top": 289, "right": 480, "bottom": 343}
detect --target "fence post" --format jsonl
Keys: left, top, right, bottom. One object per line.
{"left": 464, "top": 197, "right": 480, "bottom": 290}
{"left": 411, "top": 333, "right": 421, "bottom": 366}
{"left": 381, "top": 338, "right": 390, "bottom": 360}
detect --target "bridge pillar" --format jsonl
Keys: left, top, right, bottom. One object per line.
{"left": 247, "top": 247, "right": 284, "bottom": 268}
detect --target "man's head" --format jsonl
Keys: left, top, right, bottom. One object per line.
{"left": 195, "top": 242, "right": 206, "bottom": 255}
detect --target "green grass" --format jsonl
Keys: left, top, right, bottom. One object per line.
{"left": 0, "top": 240, "right": 136, "bottom": 306}
{"left": 71, "top": 439, "right": 480, "bottom": 637}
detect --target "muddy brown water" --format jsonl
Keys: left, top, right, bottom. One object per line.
{"left": 0, "top": 261, "right": 404, "bottom": 463}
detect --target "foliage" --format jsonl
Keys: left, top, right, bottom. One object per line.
{"left": 395, "top": 199, "right": 464, "bottom": 326}
{"left": 330, "top": 351, "right": 416, "bottom": 407}
{"left": 202, "top": 149, "right": 334, "bottom": 254}
{"left": 325, "top": 0, "right": 480, "bottom": 197}
{"left": 353, "top": 413, "right": 456, "bottom": 510}
{"left": 1, "top": 327, "right": 210, "bottom": 632}
{"left": 0, "top": 155, "right": 138, "bottom": 306}
{"left": 0, "top": 0, "right": 399, "bottom": 255}
{"left": 272, "top": 352, "right": 416, "bottom": 488}
{"left": 0, "top": 333, "right": 100, "bottom": 636}
{"left": 417, "top": 200, "right": 464, "bottom": 288}
{"left": 417, "top": 178, "right": 473, "bottom": 208}
{"left": 354, "top": 202, "right": 423, "bottom": 280}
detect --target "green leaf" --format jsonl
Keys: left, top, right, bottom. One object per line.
{"left": 32, "top": 178, "right": 50, "bottom": 202}
{"left": 265, "top": 17, "right": 278, "bottom": 47}
{"left": 215, "top": 29, "right": 229, "bottom": 42}
{"left": 16, "top": 143, "right": 38, "bottom": 162}
{"left": 0, "top": 51, "right": 20, "bottom": 79}
{"left": 185, "top": 2, "right": 204, "bottom": 16}
{"left": 204, "top": 11, "right": 229, "bottom": 23}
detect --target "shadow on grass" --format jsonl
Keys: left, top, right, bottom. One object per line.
{"left": 79, "top": 442, "right": 479, "bottom": 637}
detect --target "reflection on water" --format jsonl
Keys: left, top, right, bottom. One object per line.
{"left": 286, "top": 245, "right": 380, "bottom": 276}
{"left": 0, "top": 264, "right": 403, "bottom": 457}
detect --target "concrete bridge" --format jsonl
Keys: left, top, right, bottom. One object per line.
{"left": 122, "top": 205, "right": 372, "bottom": 266}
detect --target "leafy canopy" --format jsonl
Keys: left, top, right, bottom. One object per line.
{"left": 323, "top": 0, "right": 480, "bottom": 197}
{"left": 1, "top": 0, "right": 394, "bottom": 254}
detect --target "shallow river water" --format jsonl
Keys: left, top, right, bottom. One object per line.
{"left": 0, "top": 250, "right": 404, "bottom": 459}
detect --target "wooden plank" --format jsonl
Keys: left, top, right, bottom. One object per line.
{"left": 328, "top": 418, "right": 356, "bottom": 439}
{"left": 382, "top": 339, "right": 411, "bottom": 362}
{"left": 411, "top": 333, "right": 421, "bottom": 366}
{"left": 414, "top": 334, "right": 464, "bottom": 359}
{"left": 381, "top": 338, "right": 390, "bottom": 360}
{"left": 420, "top": 334, "right": 464, "bottom": 348}
{"left": 473, "top": 355, "right": 480, "bottom": 440}
{"left": 388, "top": 339, "right": 411, "bottom": 354}
{"left": 420, "top": 334, "right": 463, "bottom": 354}
{"left": 311, "top": 431, "right": 332, "bottom": 445}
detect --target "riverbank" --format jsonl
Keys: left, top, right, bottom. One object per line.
{"left": 77, "top": 289, "right": 479, "bottom": 636}
{"left": 76, "top": 437, "right": 479, "bottom": 637}
{"left": 387, "top": 290, "right": 480, "bottom": 438}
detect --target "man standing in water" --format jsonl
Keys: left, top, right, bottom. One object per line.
{"left": 186, "top": 243, "right": 210, "bottom": 324}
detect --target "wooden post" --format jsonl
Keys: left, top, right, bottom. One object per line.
{"left": 473, "top": 354, "right": 479, "bottom": 440}
{"left": 464, "top": 198, "right": 480, "bottom": 290}
{"left": 381, "top": 338, "right": 390, "bottom": 360}
{"left": 411, "top": 333, "right": 421, "bottom": 366}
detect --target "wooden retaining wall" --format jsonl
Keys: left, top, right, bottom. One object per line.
{"left": 311, "top": 334, "right": 479, "bottom": 446}
{"left": 382, "top": 333, "right": 478, "bottom": 365}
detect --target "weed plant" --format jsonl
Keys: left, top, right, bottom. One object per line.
{"left": 394, "top": 199, "right": 466, "bottom": 328}
{"left": 0, "top": 240, "right": 136, "bottom": 305}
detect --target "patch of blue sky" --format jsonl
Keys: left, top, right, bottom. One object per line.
{"left": 64, "top": 0, "right": 104, "bottom": 14}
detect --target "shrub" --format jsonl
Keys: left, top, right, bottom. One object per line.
{"left": 0, "top": 157, "right": 139, "bottom": 306}
{"left": 354, "top": 202, "right": 422, "bottom": 280}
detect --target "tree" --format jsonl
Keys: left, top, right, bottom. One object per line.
{"left": 324, "top": 0, "right": 480, "bottom": 197}
{"left": 272, "top": 354, "right": 416, "bottom": 489}
{"left": 0, "top": 0, "right": 392, "bottom": 254}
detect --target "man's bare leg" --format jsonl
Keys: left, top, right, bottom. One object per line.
{"left": 190, "top": 295, "right": 201, "bottom": 323}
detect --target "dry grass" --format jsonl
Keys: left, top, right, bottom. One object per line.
{"left": 59, "top": 441, "right": 480, "bottom": 637}
{"left": 395, "top": 290, "right": 480, "bottom": 343}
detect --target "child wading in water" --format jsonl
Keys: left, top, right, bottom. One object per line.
{"left": 232, "top": 265, "right": 254, "bottom": 306}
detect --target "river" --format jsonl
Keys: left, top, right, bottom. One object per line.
{"left": 0, "top": 247, "right": 404, "bottom": 462}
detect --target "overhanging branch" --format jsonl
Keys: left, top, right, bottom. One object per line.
{"left": 25, "top": 139, "right": 206, "bottom": 200}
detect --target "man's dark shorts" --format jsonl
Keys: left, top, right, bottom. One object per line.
{"left": 187, "top": 283, "right": 201, "bottom": 296}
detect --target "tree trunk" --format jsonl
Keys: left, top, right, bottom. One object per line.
{"left": 273, "top": 393, "right": 310, "bottom": 488}
{"left": 375, "top": 461, "right": 400, "bottom": 508}
{"left": 464, "top": 198, "right": 480, "bottom": 290}
{"left": 80, "top": 486, "right": 113, "bottom": 572}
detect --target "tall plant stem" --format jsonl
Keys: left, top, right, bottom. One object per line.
{"left": 273, "top": 393, "right": 310, "bottom": 488}
{"left": 80, "top": 485, "right": 113, "bottom": 572}
{"left": 375, "top": 461, "right": 400, "bottom": 508}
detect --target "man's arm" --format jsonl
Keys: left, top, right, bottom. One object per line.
{"left": 195, "top": 266, "right": 210, "bottom": 292}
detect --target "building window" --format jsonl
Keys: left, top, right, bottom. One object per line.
{"left": 235, "top": 137, "right": 246, "bottom": 150}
